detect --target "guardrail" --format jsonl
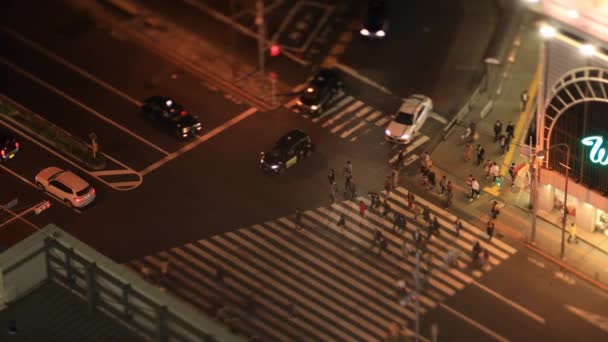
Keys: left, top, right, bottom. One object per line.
{"left": 441, "top": 81, "right": 484, "bottom": 141}
{"left": 0, "top": 225, "right": 245, "bottom": 342}
{"left": 0, "top": 95, "right": 106, "bottom": 170}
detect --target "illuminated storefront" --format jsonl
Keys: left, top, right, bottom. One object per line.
{"left": 531, "top": 0, "right": 608, "bottom": 232}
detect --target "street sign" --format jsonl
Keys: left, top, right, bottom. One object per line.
{"left": 34, "top": 201, "right": 51, "bottom": 215}
{"left": 4, "top": 198, "right": 18, "bottom": 210}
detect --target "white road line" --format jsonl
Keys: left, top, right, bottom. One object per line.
{"left": 322, "top": 101, "right": 363, "bottom": 128}
{"left": 90, "top": 169, "right": 138, "bottom": 176}
{"left": 440, "top": 303, "right": 511, "bottom": 342}
{"left": 0, "top": 164, "right": 81, "bottom": 214}
{"left": 340, "top": 121, "right": 366, "bottom": 138}
{"left": 364, "top": 110, "right": 382, "bottom": 122}
{"left": 284, "top": 97, "right": 299, "bottom": 108}
{"left": 311, "top": 95, "right": 353, "bottom": 123}
{"left": 1, "top": 28, "right": 143, "bottom": 106}
{"left": 403, "top": 154, "right": 419, "bottom": 167}
{"left": 374, "top": 116, "right": 391, "bottom": 126}
{"left": 472, "top": 281, "right": 546, "bottom": 324}
{"left": 354, "top": 106, "right": 373, "bottom": 118}
{"left": 0, "top": 57, "right": 170, "bottom": 156}
{"left": 526, "top": 256, "right": 545, "bottom": 269}
{"left": 334, "top": 62, "right": 393, "bottom": 95}
{"left": 140, "top": 107, "right": 258, "bottom": 176}
{"left": 430, "top": 111, "right": 448, "bottom": 124}
{"left": 388, "top": 135, "right": 430, "bottom": 163}
{"left": 329, "top": 102, "right": 366, "bottom": 133}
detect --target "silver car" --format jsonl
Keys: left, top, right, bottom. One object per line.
{"left": 35, "top": 167, "right": 96, "bottom": 208}
{"left": 385, "top": 94, "right": 433, "bottom": 144}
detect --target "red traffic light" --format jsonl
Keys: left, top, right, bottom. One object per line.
{"left": 269, "top": 44, "right": 281, "bottom": 57}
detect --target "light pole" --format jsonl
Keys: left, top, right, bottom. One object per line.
{"left": 537, "top": 143, "right": 571, "bottom": 259}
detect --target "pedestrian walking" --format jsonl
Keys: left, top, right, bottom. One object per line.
{"left": 504, "top": 133, "right": 512, "bottom": 152}
{"left": 520, "top": 90, "right": 528, "bottom": 111}
{"left": 372, "top": 229, "right": 383, "bottom": 249}
{"left": 508, "top": 162, "right": 517, "bottom": 187}
{"left": 385, "top": 176, "right": 393, "bottom": 197}
{"left": 422, "top": 206, "right": 430, "bottom": 223}
{"left": 493, "top": 120, "right": 503, "bottom": 142}
{"left": 506, "top": 121, "right": 515, "bottom": 140}
{"left": 391, "top": 168, "right": 399, "bottom": 188}
{"left": 439, "top": 176, "right": 447, "bottom": 194}
{"left": 344, "top": 160, "right": 353, "bottom": 177}
{"left": 464, "top": 141, "right": 473, "bottom": 161}
{"left": 476, "top": 144, "right": 485, "bottom": 166}
{"left": 337, "top": 213, "right": 346, "bottom": 233}
{"left": 413, "top": 229, "right": 423, "bottom": 249}
{"left": 490, "top": 162, "right": 500, "bottom": 182}
{"left": 330, "top": 182, "right": 337, "bottom": 203}
{"left": 484, "top": 160, "right": 493, "bottom": 179}
{"left": 393, "top": 213, "right": 401, "bottom": 231}
{"left": 359, "top": 200, "right": 368, "bottom": 218}
{"left": 426, "top": 171, "right": 436, "bottom": 191}
{"left": 567, "top": 222, "right": 579, "bottom": 243}
{"left": 294, "top": 208, "right": 303, "bottom": 230}
{"left": 499, "top": 134, "right": 507, "bottom": 155}
{"left": 490, "top": 200, "right": 501, "bottom": 219}
{"left": 445, "top": 187, "right": 454, "bottom": 208}
{"left": 470, "top": 178, "right": 480, "bottom": 201}
{"left": 486, "top": 220, "right": 495, "bottom": 240}
{"left": 454, "top": 218, "right": 463, "bottom": 236}
{"left": 422, "top": 152, "right": 433, "bottom": 170}
{"left": 396, "top": 150, "right": 405, "bottom": 170}
{"left": 328, "top": 168, "right": 335, "bottom": 185}
{"left": 407, "top": 191, "right": 416, "bottom": 210}
{"left": 348, "top": 179, "right": 357, "bottom": 199}
{"left": 382, "top": 199, "right": 391, "bottom": 217}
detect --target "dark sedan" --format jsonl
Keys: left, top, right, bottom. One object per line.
{"left": 141, "top": 96, "right": 202, "bottom": 139}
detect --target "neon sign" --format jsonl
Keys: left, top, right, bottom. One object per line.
{"left": 581, "top": 136, "right": 608, "bottom": 165}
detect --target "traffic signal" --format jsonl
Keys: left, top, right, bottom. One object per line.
{"left": 269, "top": 44, "right": 281, "bottom": 57}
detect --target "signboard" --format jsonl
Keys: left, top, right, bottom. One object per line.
{"left": 581, "top": 136, "right": 608, "bottom": 165}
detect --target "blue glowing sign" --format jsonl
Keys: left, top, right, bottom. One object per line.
{"left": 581, "top": 136, "right": 608, "bottom": 165}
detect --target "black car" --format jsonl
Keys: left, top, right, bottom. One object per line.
{"left": 360, "top": 0, "right": 388, "bottom": 39}
{"left": 141, "top": 96, "right": 202, "bottom": 139}
{"left": 297, "top": 68, "right": 341, "bottom": 115}
{"left": 0, "top": 129, "right": 19, "bottom": 162}
{"left": 260, "top": 130, "right": 314, "bottom": 174}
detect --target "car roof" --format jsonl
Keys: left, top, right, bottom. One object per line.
{"left": 55, "top": 170, "right": 89, "bottom": 191}
{"left": 398, "top": 95, "right": 429, "bottom": 114}
{"left": 276, "top": 129, "right": 309, "bottom": 148}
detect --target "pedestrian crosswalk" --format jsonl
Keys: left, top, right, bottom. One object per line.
{"left": 285, "top": 91, "right": 388, "bottom": 142}
{"left": 125, "top": 186, "right": 517, "bottom": 341}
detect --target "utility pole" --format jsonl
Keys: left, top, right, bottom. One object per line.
{"left": 255, "top": 0, "right": 266, "bottom": 95}
{"left": 414, "top": 250, "right": 421, "bottom": 342}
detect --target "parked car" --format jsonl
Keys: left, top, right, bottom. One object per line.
{"left": 35, "top": 167, "right": 96, "bottom": 208}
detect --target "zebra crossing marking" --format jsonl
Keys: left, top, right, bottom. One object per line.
{"left": 322, "top": 100, "right": 364, "bottom": 128}
{"left": 126, "top": 187, "right": 519, "bottom": 341}
{"left": 388, "top": 135, "right": 430, "bottom": 164}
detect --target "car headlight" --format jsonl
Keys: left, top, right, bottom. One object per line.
{"left": 182, "top": 127, "right": 188, "bottom": 132}
{"left": 385, "top": 129, "right": 391, "bottom": 135}
{"left": 270, "top": 165, "right": 279, "bottom": 169}
{"left": 401, "top": 133, "right": 410, "bottom": 140}
{"left": 360, "top": 28, "right": 370, "bottom": 36}
{"left": 310, "top": 105, "right": 319, "bottom": 111}
{"left": 376, "top": 30, "right": 386, "bottom": 37}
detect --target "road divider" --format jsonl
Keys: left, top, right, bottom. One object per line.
{"left": 0, "top": 95, "right": 106, "bottom": 170}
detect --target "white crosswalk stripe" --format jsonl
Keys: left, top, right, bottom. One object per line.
{"left": 125, "top": 187, "right": 517, "bottom": 341}
{"left": 388, "top": 134, "right": 431, "bottom": 164}
{"left": 284, "top": 92, "right": 389, "bottom": 142}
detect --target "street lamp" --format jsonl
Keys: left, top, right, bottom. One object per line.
{"left": 535, "top": 143, "right": 571, "bottom": 259}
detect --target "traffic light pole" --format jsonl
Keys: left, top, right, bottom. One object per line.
{"left": 255, "top": 0, "right": 266, "bottom": 94}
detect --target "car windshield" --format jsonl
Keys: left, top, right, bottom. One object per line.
{"left": 76, "top": 186, "right": 92, "bottom": 197}
{"left": 395, "top": 112, "right": 414, "bottom": 125}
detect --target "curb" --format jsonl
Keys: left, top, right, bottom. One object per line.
{"left": 524, "top": 243, "right": 608, "bottom": 294}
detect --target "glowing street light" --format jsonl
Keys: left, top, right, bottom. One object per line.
{"left": 580, "top": 44, "right": 596, "bottom": 56}
{"left": 539, "top": 24, "right": 557, "bottom": 38}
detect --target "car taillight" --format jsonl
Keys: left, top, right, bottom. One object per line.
{"left": 180, "top": 110, "right": 187, "bottom": 116}
{"left": 91, "top": 188, "right": 96, "bottom": 195}
{"left": 15, "top": 142, "right": 19, "bottom": 149}
{"left": 1, "top": 150, "right": 4, "bottom": 157}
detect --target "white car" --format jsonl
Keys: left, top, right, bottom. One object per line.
{"left": 385, "top": 95, "right": 433, "bottom": 144}
{"left": 35, "top": 167, "right": 96, "bottom": 208}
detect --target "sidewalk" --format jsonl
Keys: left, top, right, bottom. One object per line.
{"left": 407, "top": 18, "right": 608, "bottom": 290}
